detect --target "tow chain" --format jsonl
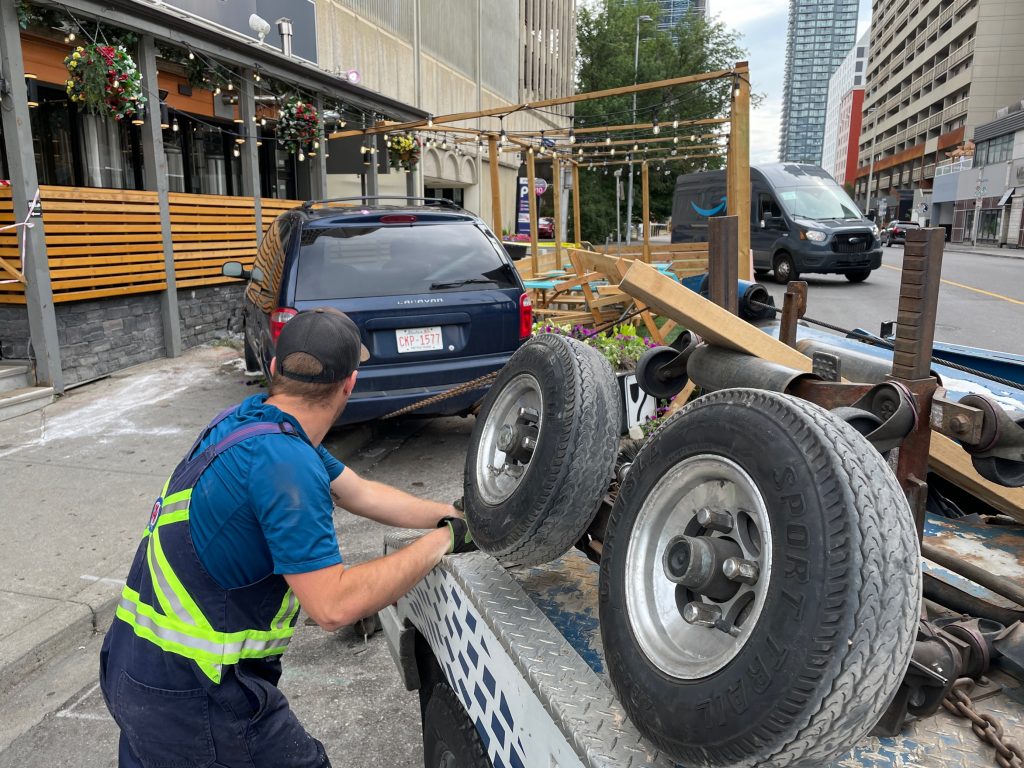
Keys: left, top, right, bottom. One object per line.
{"left": 942, "top": 678, "right": 1023, "bottom": 768}
{"left": 381, "top": 371, "right": 499, "bottom": 420}
{"left": 748, "top": 299, "right": 1023, "bottom": 389}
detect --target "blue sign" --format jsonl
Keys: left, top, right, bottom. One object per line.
{"left": 515, "top": 176, "right": 531, "bottom": 236}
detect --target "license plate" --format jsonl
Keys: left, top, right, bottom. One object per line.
{"left": 396, "top": 326, "right": 443, "bottom": 353}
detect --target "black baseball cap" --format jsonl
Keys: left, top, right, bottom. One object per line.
{"left": 276, "top": 308, "right": 370, "bottom": 383}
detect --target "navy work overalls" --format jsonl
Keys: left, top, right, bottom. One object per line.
{"left": 100, "top": 408, "right": 332, "bottom": 768}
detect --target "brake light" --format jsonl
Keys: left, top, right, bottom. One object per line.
{"left": 519, "top": 292, "right": 533, "bottom": 339}
{"left": 379, "top": 214, "right": 418, "bottom": 223}
{"left": 270, "top": 308, "right": 297, "bottom": 342}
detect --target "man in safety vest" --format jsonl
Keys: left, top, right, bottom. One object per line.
{"left": 99, "top": 307, "right": 475, "bottom": 767}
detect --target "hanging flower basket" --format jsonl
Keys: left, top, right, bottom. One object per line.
{"left": 386, "top": 133, "right": 420, "bottom": 172}
{"left": 63, "top": 43, "right": 146, "bottom": 121}
{"left": 277, "top": 98, "right": 320, "bottom": 155}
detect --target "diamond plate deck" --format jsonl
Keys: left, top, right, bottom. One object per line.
{"left": 388, "top": 510, "right": 1024, "bottom": 768}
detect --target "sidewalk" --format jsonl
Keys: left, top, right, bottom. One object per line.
{"left": 939, "top": 241, "right": 1024, "bottom": 260}
{"left": 0, "top": 343, "right": 370, "bottom": 699}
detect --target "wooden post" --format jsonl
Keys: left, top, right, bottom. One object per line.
{"left": 708, "top": 216, "right": 739, "bottom": 315}
{"left": 552, "top": 157, "right": 562, "bottom": 269}
{"left": 488, "top": 135, "right": 502, "bottom": 238}
{"left": 0, "top": 0, "right": 62, "bottom": 389}
{"left": 527, "top": 150, "right": 539, "bottom": 274}
{"left": 572, "top": 162, "right": 582, "bottom": 246}
{"left": 727, "top": 61, "right": 751, "bottom": 281}
{"left": 139, "top": 35, "right": 182, "bottom": 359}
{"left": 641, "top": 161, "right": 651, "bottom": 263}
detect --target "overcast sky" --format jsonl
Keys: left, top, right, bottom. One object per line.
{"left": 707, "top": 0, "right": 873, "bottom": 163}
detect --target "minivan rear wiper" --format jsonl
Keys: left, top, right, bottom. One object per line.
{"left": 429, "top": 278, "right": 497, "bottom": 290}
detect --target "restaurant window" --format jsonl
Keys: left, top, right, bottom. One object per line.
{"left": 29, "top": 84, "right": 78, "bottom": 186}
{"left": 163, "top": 127, "right": 186, "bottom": 193}
{"left": 190, "top": 123, "right": 229, "bottom": 195}
{"left": 79, "top": 113, "right": 141, "bottom": 189}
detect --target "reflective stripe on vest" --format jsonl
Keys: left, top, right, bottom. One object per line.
{"left": 118, "top": 498, "right": 299, "bottom": 684}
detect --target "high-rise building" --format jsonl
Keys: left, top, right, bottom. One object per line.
{"left": 779, "top": 0, "right": 860, "bottom": 164}
{"left": 821, "top": 30, "right": 869, "bottom": 186}
{"left": 854, "top": 0, "right": 1024, "bottom": 224}
{"left": 656, "top": 0, "right": 708, "bottom": 33}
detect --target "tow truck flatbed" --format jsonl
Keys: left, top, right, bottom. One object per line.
{"left": 383, "top": 512, "right": 1024, "bottom": 768}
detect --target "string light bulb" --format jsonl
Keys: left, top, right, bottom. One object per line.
{"left": 188, "top": 51, "right": 195, "bottom": 60}
{"left": 313, "top": 140, "right": 320, "bottom": 149}
{"left": 214, "top": 86, "right": 221, "bottom": 96}
{"left": 652, "top": 117, "right": 660, "bottom": 135}
{"left": 232, "top": 146, "right": 240, "bottom": 157}
{"left": 610, "top": 147, "right": 616, "bottom": 157}
{"left": 605, "top": 135, "right": 611, "bottom": 146}
{"left": 674, "top": 136, "right": 679, "bottom": 144}
{"left": 172, "top": 118, "right": 179, "bottom": 132}
{"left": 633, "top": 143, "right": 639, "bottom": 152}
{"left": 227, "top": 82, "right": 233, "bottom": 92}
{"left": 298, "top": 151, "right": 306, "bottom": 162}
{"left": 673, "top": 119, "right": 679, "bottom": 130}
{"left": 260, "top": 117, "right": 267, "bottom": 127}
{"left": 568, "top": 128, "right": 576, "bottom": 144}
{"left": 426, "top": 115, "right": 434, "bottom": 128}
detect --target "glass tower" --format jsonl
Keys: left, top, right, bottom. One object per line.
{"left": 656, "top": 0, "right": 708, "bottom": 34}
{"left": 779, "top": 0, "right": 859, "bottom": 164}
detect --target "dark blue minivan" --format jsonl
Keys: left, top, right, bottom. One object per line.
{"left": 222, "top": 198, "right": 532, "bottom": 425}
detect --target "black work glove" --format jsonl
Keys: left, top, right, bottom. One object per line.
{"left": 438, "top": 516, "right": 477, "bottom": 554}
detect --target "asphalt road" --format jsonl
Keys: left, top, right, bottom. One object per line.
{"left": 757, "top": 245, "right": 1024, "bottom": 356}
{"left": 0, "top": 416, "right": 474, "bottom": 768}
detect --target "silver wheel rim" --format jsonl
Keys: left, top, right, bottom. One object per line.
{"left": 624, "top": 454, "right": 773, "bottom": 679}
{"left": 476, "top": 373, "right": 543, "bottom": 505}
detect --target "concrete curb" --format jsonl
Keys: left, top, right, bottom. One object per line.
{"left": 0, "top": 422, "right": 376, "bottom": 701}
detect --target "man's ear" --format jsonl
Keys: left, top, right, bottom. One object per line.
{"left": 343, "top": 370, "right": 358, "bottom": 396}
{"left": 269, "top": 357, "right": 278, "bottom": 377}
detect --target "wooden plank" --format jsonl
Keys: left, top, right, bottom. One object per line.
{"left": 727, "top": 62, "right": 751, "bottom": 281}
{"left": 572, "top": 163, "right": 582, "bottom": 246}
{"left": 618, "top": 261, "right": 1024, "bottom": 522}
{"left": 527, "top": 151, "right": 539, "bottom": 275}
{"left": 552, "top": 158, "right": 562, "bottom": 273}
{"left": 52, "top": 283, "right": 167, "bottom": 302}
{"left": 641, "top": 162, "right": 651, "bottom": 263}
{"left": 45, "top": 244, "right": 164, "bottom": 257}
{"left": 488, "top": 135, "right": 502, "bottom": 238}
{"left": 41, "top": 186, "right": 157, "bottom": 203}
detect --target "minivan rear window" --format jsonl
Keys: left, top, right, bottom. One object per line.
{"left": 295, "top": 222, "right": 518, "bottom": 299}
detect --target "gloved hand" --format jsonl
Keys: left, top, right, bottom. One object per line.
{"left": 438, "top": 516, "right": 477, "bottom": 554}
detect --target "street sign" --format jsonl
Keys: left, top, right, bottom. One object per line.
{"left": 534, "top": 178, "right": 548, "bottom": 196}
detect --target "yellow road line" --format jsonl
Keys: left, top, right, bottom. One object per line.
{"left": 881, "top": 264, "right": 1024, "bottom": 306}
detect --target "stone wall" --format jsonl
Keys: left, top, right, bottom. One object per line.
{"left": 0, "top": 306, "right": 30, "bottom": 360}
{"left": 0, "top": 283, "right": 245, "bottom": 386}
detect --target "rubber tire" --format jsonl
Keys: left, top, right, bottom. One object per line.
{"left": 422, "top": 682, "right": 492, "bottom": 768}
{"left": 773, "top": 252, "right": 798, "bottom": 284}
{"left": 464, "top": 333, "right": 619, "bottom": 566}
{"left": 753, "top": 268, "right": 770, "bottom": 280}
{"left": 845, "top": 269, "right": 871, "bottom": 283}
{"left": 636, "top": 345, "right": 688, "bottom": 399}
{"left": 243, "top": 334, "right": 261, "bottom": 373}
{"left": 599, "top": 389, "right": 920, "bottom": 768}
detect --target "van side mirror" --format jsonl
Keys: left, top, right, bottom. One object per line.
{"left": 759, "top": 219, "right": 766, "bottom": 229}
{"left": 221, "top": 261, "right": 264, "bottom": 283}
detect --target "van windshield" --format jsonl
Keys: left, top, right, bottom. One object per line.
{"left": 776, "top": 181, "right": 862, "bottom": 221}
{"left": 295, "top": 222, "right": 518, "bottom": 300}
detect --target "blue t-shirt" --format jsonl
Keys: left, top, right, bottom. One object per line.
{"left": 187, "top": 394, "right": 345, "bottom": 589}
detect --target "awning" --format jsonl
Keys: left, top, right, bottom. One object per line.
{"left": 998, "top": 188, "right": 1017, "bottom": 206}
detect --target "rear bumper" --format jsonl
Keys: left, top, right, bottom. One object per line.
{"left": 338, "top": 352, "right": 514, "bottom": 424}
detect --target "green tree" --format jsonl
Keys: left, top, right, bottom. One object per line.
{"left": 573, "top": 1, "right": 750, "bottom": 243}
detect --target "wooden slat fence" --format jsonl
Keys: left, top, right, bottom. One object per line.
{"left": 41, "top": 186, "right": 166, "bottom": 302}
{"left": 0, "top": 188, "right": 23, "bottom": 304}
{"left": 0, "top": 187, "right": 305, "bottom": 304}
{"left": 593, "top": 242, "right": 709, "bottom": 281}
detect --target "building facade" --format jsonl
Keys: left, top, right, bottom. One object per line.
{"left": 317, "top": 0, "right": 577, "bottom": 226}
{"left": 930, "top": 106, "right": 1024, "bottom": 246}
{"left": 821, "top": 30, "right": 868, "bottom": 186}
{"left": 854, "top": 0, "right": 1024, "bottom": 223}
{"left": 779, "top": 0, "right": 860, "bottom": 164}
{"left": 656, "top": 0, "right": 708, "bottom": 33}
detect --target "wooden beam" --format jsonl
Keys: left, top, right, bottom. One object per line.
{"left": 589, "top": 152, "right": 720, "bottom": 168}
{"left": 552, "top": 157, "right": 562, "bottom": 268}
{"left": 508, "top": 118, "right": 730, "bottom": 138}
{"left": 572, "top": 162, "right": 581, "bottom": 246}
{"left": 328, "top": 73, "right": 735, "bottom": 138}
{"left": 527, "top": 150, "right": 539, "bottom": 274}
{"left": 727, "top": 62, "right": 752, "bottom": 281}
{"left": 618, "top": 261, "right": 1024, "bottom": 524}
{"left": 488, "top": 135, "right": 502, "bottom": 239}
{"left": 641, "top": 162, "right": 651, "bottom": 264}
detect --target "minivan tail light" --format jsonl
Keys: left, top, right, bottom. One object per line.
{"left": 270, "top": 308, "right": 297, "bottom": 342}
{"left": 380, "top": 214, "right": 418, "bottom": 223}
{"left": 519, "top": 292, "right": 533, "bottom": 339}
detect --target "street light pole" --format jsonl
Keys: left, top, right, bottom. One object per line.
{"left": 626, "top": 13, "right": 652, "bottom": 246}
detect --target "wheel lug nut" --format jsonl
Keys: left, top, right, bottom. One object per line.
{"left": 521, "top": 436, "right": 537, "bottom": 452}
{"left": 697, "top": 507, "right": 733, "bottom": 533}
{"left": 683, "top": 601, "right": 721, "bottom": 627}
{"left": 517, "top": 407, "right": 539, "bottom": 423}
{"left": 722, "top": 557, "right": 760, "bottom": 585}
{"left": 497, "top": 424, "right": 514, "bottom": 452}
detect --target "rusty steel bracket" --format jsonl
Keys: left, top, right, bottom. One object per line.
{"left": 811, "top": 350, "right": 842, "bottom": 382}
{"left": 779, "top": 280, "right": 808, "bottom": 348}
{"left": 930, "top": 388, "right": 985, "bottom": 445}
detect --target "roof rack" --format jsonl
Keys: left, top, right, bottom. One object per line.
{"left": 301, "top": 196, "right": 463, "bottom": 211}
